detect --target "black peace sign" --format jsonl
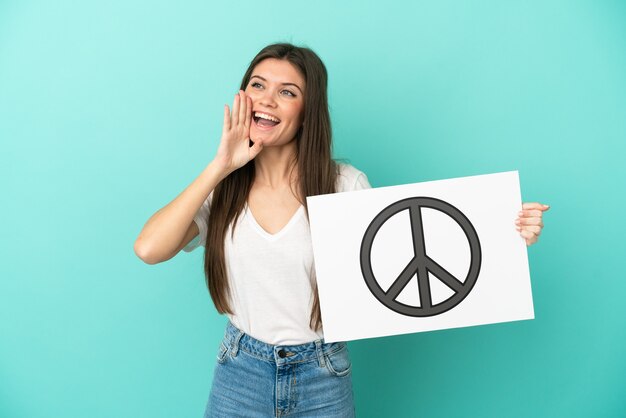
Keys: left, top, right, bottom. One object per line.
{"left": 360, "top": 197, "right": 482, "bottom": 317}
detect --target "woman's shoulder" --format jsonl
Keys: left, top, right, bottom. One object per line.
{"left": 335, "top": 161, "right": 372, "bottom": 192}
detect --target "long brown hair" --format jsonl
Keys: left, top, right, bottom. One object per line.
{"left": 203, "top": 43, "right": 337, "bottom": 332}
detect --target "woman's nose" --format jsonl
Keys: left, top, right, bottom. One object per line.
{"left": 258, "top": 88, "right": 277, "bottom": 107}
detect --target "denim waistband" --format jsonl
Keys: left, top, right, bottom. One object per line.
{"left": 221, "top": 321, "right": 346, "bottom": 367}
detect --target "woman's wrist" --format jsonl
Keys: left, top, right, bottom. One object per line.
{"left": 202, "top": 159, "right": 230, "bottom": 184}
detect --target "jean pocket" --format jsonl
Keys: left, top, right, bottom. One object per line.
{"left": 324, "top": 344, "right": 352, "bottom": 377}
{"left": 216, "top": 342, "right": 229, "bottom": 364}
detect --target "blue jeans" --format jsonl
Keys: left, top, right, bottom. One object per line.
{"left": 204, "top": 321, "right": 356, "bottom": 417}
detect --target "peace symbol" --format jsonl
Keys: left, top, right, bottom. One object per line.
{"left": 360, "top": 197, "right": 482, "bottom": 317}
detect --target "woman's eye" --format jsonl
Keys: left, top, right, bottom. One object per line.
{"left": 250, "top": 82, "right": 294, "bottom": 97}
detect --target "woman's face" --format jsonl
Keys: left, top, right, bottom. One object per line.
{"left": 245, "top": 58, "right": 306, "bottom": 147}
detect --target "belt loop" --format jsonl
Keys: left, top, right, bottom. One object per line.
{"left": 231, "top": 329, "right": 244, "bottom": 357}
{"left": 315, "top": 340, "right": 326, "bottom": 368}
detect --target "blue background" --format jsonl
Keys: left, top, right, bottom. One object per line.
{"left": 1, "top": 1, "right": 625, "bottom": 417}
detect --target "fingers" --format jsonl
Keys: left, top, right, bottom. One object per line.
{"left": 516, "top": 201, "right": 549, "bottom": 245}
{"left": 520, "top": 229, "right": 537, "bottom": 240}
{"left": 231, "top": 92, "right": 240, "bottom": 125}
{"left": 522, "top": 202, "right": 550, "bottom": 211}
{"left": 228, "top": 91, "right": 251, "bottom": 130}
{"left": 516, "top": 217, "right": 544, "bottom": 227}
{"left": 239, "top": 90, "right": 248, "bottom": 124}
{"left": 516, "top": 225, "right": 542, "bottom": 235}
{"left": 223, "top": 104, "right": 231, "bottom": 131}
{"left": 244, "top": 95, "right": 252, "bottom": 128}
{"left": 518, "top": 209, "right": 543, "bottom": 218}
{"left": 519, "top": 229, "right": 538, "bottom": 246}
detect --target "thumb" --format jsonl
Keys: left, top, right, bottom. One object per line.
{"left": 249, "top": 138, "right": 264, "bottom": 159}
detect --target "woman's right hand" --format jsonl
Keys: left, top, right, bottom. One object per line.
{"left": 212, "top": 90, "right": 264, "bottom": 176}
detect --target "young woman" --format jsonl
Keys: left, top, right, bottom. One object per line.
{"left": 134, "top": 42, "right": 549, "bottom": 417}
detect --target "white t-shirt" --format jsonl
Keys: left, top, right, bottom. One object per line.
{"left": 183, "top": 162, "right": 371, "bottom": 345}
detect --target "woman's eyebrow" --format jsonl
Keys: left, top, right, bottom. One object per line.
{"left": 250, "top": 75, "right": 303, "bottom": 94}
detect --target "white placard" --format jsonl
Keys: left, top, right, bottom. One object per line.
{"left": 307, "top": 170, "right": 534, "bottom": 343}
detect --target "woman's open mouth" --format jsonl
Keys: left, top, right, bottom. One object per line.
{"left": 253, "top": 111, "right": 281, "bottom": 130}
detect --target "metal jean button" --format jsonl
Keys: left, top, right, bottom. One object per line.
{"left": 278, "top": 349, "right": 287, "bottom": 358}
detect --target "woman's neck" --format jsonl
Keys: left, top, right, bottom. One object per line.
{"left": 253, "top": 141, "right": 299, "bottom": 189}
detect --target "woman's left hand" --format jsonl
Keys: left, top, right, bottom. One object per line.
{"left": 515, "top": 202, "right": 550, "bottom": 246}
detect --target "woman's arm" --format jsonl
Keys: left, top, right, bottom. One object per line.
{"left": 134, "top": 90, "right": 262, "bottom": 264}
{"left": 133, "top": 161, "right": 227, "bottom": 264}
